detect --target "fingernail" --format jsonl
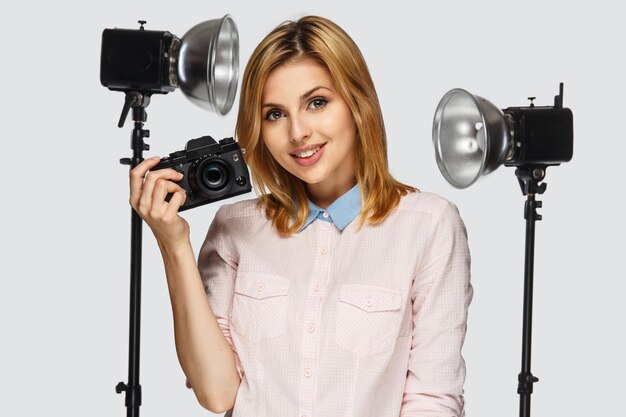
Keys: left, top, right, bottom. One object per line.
{"left": 151, "top": 156, "right": 160, "bottom": 160}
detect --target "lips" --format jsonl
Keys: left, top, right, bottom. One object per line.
{"left": 291, "top": 143, "right": 326, "bottom": 167}
{"left": 290, "top": 143, "right": 326, "bottom": 156}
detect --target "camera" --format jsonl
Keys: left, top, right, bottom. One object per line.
{"left": 152, "top": 135, "right": 251, "bottom": 211}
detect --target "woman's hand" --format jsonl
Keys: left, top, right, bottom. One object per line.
{"left": 129, "top": 157, "right": 189, "bottom": 251}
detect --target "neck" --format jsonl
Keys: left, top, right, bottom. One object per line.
{"left": 306, "top": 176, "right": 357, "bottom": 209}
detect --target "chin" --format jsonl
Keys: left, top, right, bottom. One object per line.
{"left": 288, "top": 167, "right": 324, "bottom": 183}
{"left": 295, "top": 177, "right": 321, "bottom": 186}
{"left": 297, "top": 171, "right": 327, "bottom": 185}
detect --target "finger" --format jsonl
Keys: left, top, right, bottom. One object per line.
{"left": 149, "top": 179, "right": 185, "bottom": 218}
{"left": 139, "top": 169, "right": 184, "bottom": 214}
{"left": 129, "top": 157, "right": 161, "bottom": 208}
{"left": 166, "top": 190, "right": 187, "bottom": 217}
{"left": 152, "top": 179, "right": 185, "bottom": 207}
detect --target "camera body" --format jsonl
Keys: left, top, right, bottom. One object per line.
{"left": 100, "top": 27, "right": 179, "bottom": 93}
{"left": 152, "top": 136, "right": 251, "bottom": 211}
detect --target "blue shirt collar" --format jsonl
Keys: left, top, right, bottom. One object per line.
{"left": 297, "top": 183, "right": 361, "bottom": 233}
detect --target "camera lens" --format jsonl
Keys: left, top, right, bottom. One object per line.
{"left": 202, "top": 162, "right": 228, "bottom": 189}
{"left": 189, "top": 156, "right": 232, "bottom": 197}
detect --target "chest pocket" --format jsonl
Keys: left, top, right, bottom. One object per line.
{"left": 335, "top": 284, "right": 403, "bottom": 358}
{"left": 231, "top": 272, "right": 290, "bottom": 340}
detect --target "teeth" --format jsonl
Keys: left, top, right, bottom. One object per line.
{"left": 294, "top": 146, "right": 321, "bottom": 158}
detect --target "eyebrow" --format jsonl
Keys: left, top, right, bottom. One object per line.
{"left": 261, "top": 86, "right": 332, "bottom": 109}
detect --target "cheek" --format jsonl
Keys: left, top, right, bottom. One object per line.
{"left": 261, "top": 127, "right": 281, "bottom": 156}
{"left": 261, "top": 133, "right": 291, "bottom": 171}
{"left": 334, "top": 109, "right": 357, "bottom": 145}
{"left": 329, "top": 101, "right": 355, "bottom": 128}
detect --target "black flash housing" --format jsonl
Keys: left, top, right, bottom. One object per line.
{"left": 100, "top": 26, "right": 179, "bottom": 93}
{"left": 503, "top": 87, "right": 573, "bottom": 167}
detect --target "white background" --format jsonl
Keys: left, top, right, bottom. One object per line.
{"left": 2, "top": 1, "right": 624, "bottom": 416}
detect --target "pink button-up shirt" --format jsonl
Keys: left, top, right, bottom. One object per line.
{"left": 198, "top": 191, "right": 473, "bottom": 417}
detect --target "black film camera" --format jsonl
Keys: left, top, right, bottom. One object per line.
{"left": 152, "top": 135, "right": 251, "bottom": 211}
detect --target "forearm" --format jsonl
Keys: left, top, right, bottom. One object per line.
{"left": 160, "top": 240, "right": 240, "bottom": 413}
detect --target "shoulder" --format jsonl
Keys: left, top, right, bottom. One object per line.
{"left": 395, "top": 190, "right": 469, "bottom": 250}
{"left": 206, "top": 196, "right": 266, "bottom": 249}
{"left": 213, "top": 196, "right": 265, "bottom": 223}
{"left": 395, "top": 190, "right": 463, "bottom": 220}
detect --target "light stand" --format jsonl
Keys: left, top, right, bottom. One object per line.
{"left": 432, "top": 84, "right": 573, "bottom": 417}
{"left": 115, "top": 92, "right": 151, "bottom": 417}
{"left": 515, "top": 165, "right": 546, "bottom": 417}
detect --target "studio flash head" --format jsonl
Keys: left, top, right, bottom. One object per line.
{"left": 432, "top": 83, "right": 573, "bottom": 189}
{"left": 100, "top": 22, "right": 179, "bottom": 94}
{"left": 100, "top": 16, "right": 239, "bottom": 121}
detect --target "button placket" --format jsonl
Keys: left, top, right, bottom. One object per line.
{"left": 298, "top": 221, "right": 332, "bottom": 416}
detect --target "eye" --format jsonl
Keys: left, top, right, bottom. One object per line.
{"left": 264, "top": 110, "right": 284, "bottom": 121}
{"left": 308, "top": 97, "right": 327, "bottom": 110}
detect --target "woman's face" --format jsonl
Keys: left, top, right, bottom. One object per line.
{"left": 260, "top": 58, "right": 357, "bottom": 206}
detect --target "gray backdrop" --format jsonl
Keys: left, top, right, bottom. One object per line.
{"left": 2, "top": 0, "right": 624, "bottom": 416}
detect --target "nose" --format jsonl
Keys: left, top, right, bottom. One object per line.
{"left": 289, "top": 113, "right": 311, "bottom": 144}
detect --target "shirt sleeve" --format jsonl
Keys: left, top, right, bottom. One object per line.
{"left": 400, "top": 200, "right": 473, "bottom": 417}
{"left": 195, "top": 205, "right": 245, "bottom": 382}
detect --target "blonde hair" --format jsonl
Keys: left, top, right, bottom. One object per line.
{"left": 236, "top": 16, "right": 417, "bottom": 236}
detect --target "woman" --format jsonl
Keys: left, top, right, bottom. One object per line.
{"left": 130, "top": 15, "right": 472, "bottom": 417}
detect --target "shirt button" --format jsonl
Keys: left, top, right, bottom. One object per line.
{"left": 320, "top": 247, "right": 328, "bottom": 255}
{"left": 304, "top": 368, "right": 313, "bottom": 377}
{"left": 314, "top": 284, "right": 321, "bottom": 292}
{"left": 306, "top": 323, "right": 316, "bottom": 333}
{"left": 256, "top": 283, "right": 265, "bottom": 291}
{"left": 322, "top": 211, "right": 330, "bottom": 218}
{"left": 365, "top": 297, "right": 373, "bottom": 307}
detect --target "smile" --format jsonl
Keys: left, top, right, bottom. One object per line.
{"left": 291, "top": 143, "right": 326, "bottom": 167}
{"left": 289, "top": 143, "right": 327, "bottom": 158}
{"left": 294, "top": 146, "right": 321, "bottom": 158}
